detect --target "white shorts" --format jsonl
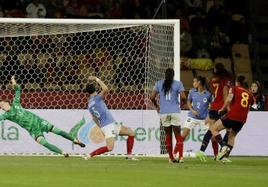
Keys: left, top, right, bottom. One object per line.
{"left": 183, "top": 117, "right": 209, "bottom": 131}
{"left": 101, "top": 122, "right": 122, "bottom": 139}
{"left": 160, "top": 113, "right": 181, "bottom": 127}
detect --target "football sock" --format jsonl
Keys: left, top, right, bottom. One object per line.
{"left": 211, "top": 140, "right": 219, "bottom": 157}
{"left": 226, "top": 144, "right": 233, "bottom": 156}
{"left": 90, "top": 146, "right": 109, "bottom": 157}
{"left": 175, "top": 134, "right": 184, "bottom": 158}
{"left": 165, "top": 134, "right": 174, "bottom": 160}
{"left": 51, "top": 127, "right": 75, "bottom": 142}
{"left": 200, "top": 130, "right": 212, "bottom": 152}
{"left": 38, "top": 137, "right": 63, "bottom": 154}
{"left": 223, "top": 131, "right": 229, "bottom": 144}
{"left": 215, "top": 134, "right": 224, "bottom": 147}
{"left": 127, "top": 136, "right": 134, "bottom": 155}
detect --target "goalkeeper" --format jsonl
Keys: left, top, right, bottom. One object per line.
{"left": 0, "top": 76, "right": 85, "bottom": 157}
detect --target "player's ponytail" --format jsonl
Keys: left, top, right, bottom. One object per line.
{"left": 162, "top": 68, "right": 174, "bottom": 96}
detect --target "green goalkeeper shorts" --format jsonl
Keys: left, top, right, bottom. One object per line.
{"left": 30, "top": 120, "right": 54, "bottom": 140}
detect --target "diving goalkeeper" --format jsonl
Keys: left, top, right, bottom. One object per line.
{"left": 0, "top": 76, "right": 85, "bottom": 157}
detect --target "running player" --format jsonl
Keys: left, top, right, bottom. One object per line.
{"left": 196, "top": 63, "right": 232, "bottom": 161}
{"left": 150, "top": 68, "right": 186, "bottom": 163}
{"left": 175, "top": 76, "right": 212, "bottom": 162}
{"left": 0, "top": 76, "right": 85, "bottom": 157}
{"left": 210, "top": 76, "right": 254, "bottom": 161}
{"left": 84, "top": 76, "right": 136, "bottom": 160}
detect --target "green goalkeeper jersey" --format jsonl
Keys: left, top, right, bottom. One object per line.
{"left": 0, "top": 85, "right": 44, "bottom": 132}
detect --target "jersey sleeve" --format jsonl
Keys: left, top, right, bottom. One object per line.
{"left": 187, "top": 89, "right": 193, "bottom": 101}
{"left": 178, "top": 81, "right": 185, "bottom": 93}
{"left": 12, "top": 84, "right": 21, "bottom": 105}
{"left": 95, "top": 94, "right": 102, "bottom": 102}
{"left": 0, "top": 113, "right": 7, "bottom": 121}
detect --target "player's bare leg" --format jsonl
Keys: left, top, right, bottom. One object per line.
{"left": 119, "top": 125, "right": 137, "bottom": 160}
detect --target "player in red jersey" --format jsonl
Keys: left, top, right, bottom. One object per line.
{"left": 196, "top": 63, "right": 232, "bottom": 161}
{"left": 210, "top": 76, "right": 255, "bottom": 160}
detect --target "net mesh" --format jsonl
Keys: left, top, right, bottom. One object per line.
{"left": 0, "top": 20, "right": 176, "bottom": 154}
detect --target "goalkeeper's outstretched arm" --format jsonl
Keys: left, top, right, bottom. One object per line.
{"left": 10, "top": 76, "right": 21, "bottom": 104}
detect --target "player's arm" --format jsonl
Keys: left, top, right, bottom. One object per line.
{"left": 219, "top": 87, "right": 233, "bottom": 114}
{"left": 92, "top": 115, "right": 101, "bottom": 128}
{"left": 180, "top": 91, "right": 187, "bottom": 109}
{"left": 150, "top": 90, "right": 159, "bottom": 112}
{"left": 11, "top": 76, "right": 21, "bottom": 104}
{"left": 223, "top": 85, "right": 229, "bottom": 102}
{"left": 88, "top": 76, "right": 108, "bottom": 98}
{"left": 187, "top": 99, "right": 199, "bottom": 116}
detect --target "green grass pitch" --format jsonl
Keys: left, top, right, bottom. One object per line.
{"left": 0, "top": 156, "right": 267, "bottom": 187}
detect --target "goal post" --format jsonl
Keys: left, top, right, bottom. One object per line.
{"left": 0, "top": 18, "right": 180, "bottom": 155}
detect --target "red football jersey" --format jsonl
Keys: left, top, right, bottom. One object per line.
{"left": 227, "top": 86, "right": 254, "bottom": 123}
{"left": 210, "top": 76, "right": 231, "bottom": 110}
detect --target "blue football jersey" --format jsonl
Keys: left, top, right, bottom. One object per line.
{"left": 88, "top": 95, "right": 115, "bottom": 127}
{"left": 154, "top": 80, "right": 184, "bottom": 114}
{"left": 188, "top": 88, "right": 212, "bottom": 120}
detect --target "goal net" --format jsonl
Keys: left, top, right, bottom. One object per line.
{"left": 0, "top": 18, "right": 180, "bottom": 155}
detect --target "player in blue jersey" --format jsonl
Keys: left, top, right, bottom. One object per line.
{"left": 174, "top": 76, "right": 212, "bottom": 162}
{"left": 150, "top": 68, "right": 186, "bottom": 163}
{"left": 84, "top": 76, "right": 136, "bottom": 160}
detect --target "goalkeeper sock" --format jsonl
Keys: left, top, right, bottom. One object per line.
{"left": 90, "top": 146, "right": 109, "bottom": 157}
{"left": 175, "top": 134, "right": 184, "bottom": 158}
{"left": 127, "top": 136, "right": 134, "bottom": 155}
{"left": 38, "top": 137, "right": 63, "bottom": 154}
{"left": 200, "top": 130, "right": 212, "bottom": 152}
{"left": 165, "top": 134, "right": 174, "bottom": 160}
{"left": 51, "top": 127, "right": 75, "bottom": 142}
{"left": 211, "top": 140, "right": 219, "bottom": 157}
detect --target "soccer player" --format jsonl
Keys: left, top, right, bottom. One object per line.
{"left": 175, "top": 76, "right": 212, "bottom": 162}
{"left": 196, "top": 63, "right": 232, "bottom": 161}
{"left": 210, "top": 76, "right": 254, "bottom": 161}
{"left": 150, "top": 68, "right": 186, "bottom": 163}
{"left": 0, "top": 76, "right": 85, "bottom": 157}
{"left": 83, "top": 76, "right": 136, "bottom": 160}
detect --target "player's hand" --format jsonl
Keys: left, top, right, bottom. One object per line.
{"left": 218, "top": 108, "right": 226, "bottom": 115}
{"left": 11, "top": 76, "right": 17, "bottom": 86}
{"left": 88, "top": 76, "right": 98, "bottom": 81}
{"left": 191, "top": 110, "right": 199, "bottom": 116}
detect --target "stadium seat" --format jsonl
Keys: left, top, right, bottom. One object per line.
{"left": 214, "top": 57, "right": 232, "bottom": 72}
{"left": 233, "top": 58, "right": 251, "bottom": 73}
{"left": 181, "top": 70, "right": 194, "bottom": 91}
{"left": 232, "top": 44, "right": 250, "bottom": 59}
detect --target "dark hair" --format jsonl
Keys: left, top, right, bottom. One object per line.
{"left": 251, "top": 80, "right": 263, "bottom": 96}
{"left": 236, "top": 75, "right": 248, "bottom": 89}
{"left": 162, "top": 68, "right": 174, "bottom": 95}
{"left": 214, "top": 63, "right": 230, "bottom": 78}
{"left": 196, "top": 76, "right": 206, "bottom": 87}
{"left": 86, "top": 83, "right": 96, "bottom": 94}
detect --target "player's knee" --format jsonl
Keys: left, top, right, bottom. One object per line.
{"left": 128, "top": 128, "right": 135, "bottom": 136}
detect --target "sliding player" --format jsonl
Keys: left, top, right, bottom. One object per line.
{"left": 175, "top": 76, "right": 212, "bottom": 162}
{"left": 150, "top": 68, "right": 186, "bottom": 163}
{"left": 196, "top": 63, "right": 232, "bottom": 161}
{"left": 0, "top": 76, "right": 85, "bottom": 157}
{"left": 210, "top": 76, "right": 254, "bottom": 161}
{"left": 84, "top": 76, "right": 136, "bottom": 160}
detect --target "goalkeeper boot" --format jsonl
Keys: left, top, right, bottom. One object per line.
{"left": 74, "top": 139, "right": 86, "bottom": 148}
{"left": 83, "top": 153, "right": 91, "bottom": 160}
{"left": 216, "top": 146, "right": 230, "bottom": 161}
{"left": 196, "top": 151, "right": 206, "bottom": 162}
